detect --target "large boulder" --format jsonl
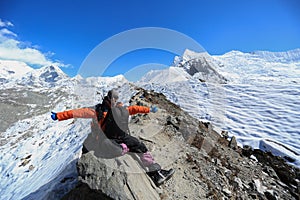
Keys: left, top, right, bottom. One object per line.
{"left": 63, "top": 152, "right": 160, "bottom": 200}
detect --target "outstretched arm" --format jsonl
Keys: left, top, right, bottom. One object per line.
{"left": 127, "top": 105, "right": 158, "bottom": 115}
{"left": 55, "top": 108, "right": 97, "bottom": 121}
{"left": 127, "top": 105, "right": 150, "bottom": 115}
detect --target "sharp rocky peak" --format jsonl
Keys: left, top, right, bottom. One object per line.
{"left": 174, "top": 49, "right": 227, "bottom": 84}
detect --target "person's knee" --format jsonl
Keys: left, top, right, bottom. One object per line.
{"left": 139, "top": 142, "right": 148, "bottom": 153}
{"left": 127, "top": 141, "right": 148, "bottom": 153}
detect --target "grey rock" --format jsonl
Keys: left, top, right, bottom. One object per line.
{"left": 222, "top": 187, "right": 232, "bottom": 197}
{"left": 221, "top": 130, "right": 229, "bottom": 139}
{"left": 65, "top": 152, "right": 160, "bottom": 200}
{"left": 233, "top": 177, "right": 244, "bottom": 189}
{"left": 228, "top": 136, "right": 238, "bottom": 150}
{"left": 264, "top": 190, "right": 277, "bottom": 200}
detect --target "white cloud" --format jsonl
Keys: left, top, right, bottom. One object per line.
{"left": 0, "top": 28, "right": 17, "bottom": 38}
{"left": 0, "top": 18, "right": 68, "bottom": 68}
{"left": 0, "top": 39, "right": 54, "bottom": 66}
{"left": 0, "top": 19, "right": 13, "bottom": 27}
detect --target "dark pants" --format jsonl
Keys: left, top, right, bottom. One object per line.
{"left": 83, "top": 132, "right": 147, "bottom": 157}
{"left": 113, "top": 134, "right": 160, "bottom": 171}
{"left": 83, "top": 132, "right": 160, "bottom": 171}
{"left": 113, "top": 134, "right": 148, "bottom": 154}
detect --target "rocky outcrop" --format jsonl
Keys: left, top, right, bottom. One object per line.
{"left": 63, "top": 152, "right": 160, "bottom": 200}
{"left": 174, "top": 50, "right": 228, "bottom": 84}
{"left": 63, "top": 88, "right": 299, "bottom": 200}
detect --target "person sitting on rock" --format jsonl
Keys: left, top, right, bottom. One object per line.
{"left": 51, "top": 89, "right": 174, "bottom": 186}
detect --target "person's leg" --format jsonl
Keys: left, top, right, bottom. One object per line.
{"left": 120, "top": 134, "right": 147, "bottom": 153}
{"left": 120, "top": 134, "right": 156, "bottom": 167}
{"left": 120, "top": 135, "right": 175, "bottom": 186}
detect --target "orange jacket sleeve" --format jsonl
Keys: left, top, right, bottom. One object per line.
{"left": 57, "top": 108, "right": 97, "bottom": 121}
{"left": 127, "top": 105, "right": 150, "bottom": 115}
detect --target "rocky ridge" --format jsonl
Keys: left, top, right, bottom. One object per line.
{"left": 63, "top": 88, "right": 299, "bottom": 200}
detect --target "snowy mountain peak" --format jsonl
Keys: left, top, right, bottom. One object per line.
{"left": 72, "top": 74, "right": 84, "bottom": 81}
{"left": 141, "top": 49, "right": 227, "bottom": 84}
{"left": 175, "top": 49, "right": 227, "bottom": 83}
{"left": 173, "top": 49, "right": 210, "bottom": 66}
{"left": 222, "top": 50, "right": 245, "bottom": 57}
{"left": 18, "top": 65, "right": 69, "bottom": 87}
{"left": 37, "top": 65, "right": 68, "bottom": 82}
{"left": 0, "top": 60, "right": 33, "bottom": 81}
{"left": 182, "top": 49, "right": 209, "bottom": 62}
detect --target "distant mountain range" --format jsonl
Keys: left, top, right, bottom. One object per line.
{"left": 0, "top": 62, "right": 69, "bottom": 87}
{"left": 140, "top": 48, "right": 300, "bottom": 85}
{"left": 1, "top": 48, "right": 300, "bottom": 87}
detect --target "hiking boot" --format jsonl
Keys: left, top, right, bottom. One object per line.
{"left": 160, "top": 169, "right": 175, "bottom": 180}
{"left": 147, "top": 169, "right": 175, "bottom": 186}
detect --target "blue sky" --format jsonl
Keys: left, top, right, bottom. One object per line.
{"left": 0, "top": 0, "right": 299, "bottom": 80}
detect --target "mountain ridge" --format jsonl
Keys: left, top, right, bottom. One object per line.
{"left": 1, "top": 48, "right": 300, "bottom": 85}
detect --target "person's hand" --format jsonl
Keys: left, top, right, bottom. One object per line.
{"left": 51, "top": 112, "right": 58, "bottom": 120}
{"left": 150, "top": 106, "right": 158, "bottom": 113}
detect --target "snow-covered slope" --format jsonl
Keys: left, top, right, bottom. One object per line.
{"left": 213, "top": 50, "right": 300, "bottom": 84}
{"left": 140, "top": 67, "right": 191, "bottom": 83}
{"left": 138, "top": 48, "right": 300, "bottom": 168}
{"left": 252, "top": 48, "right": 300, "bottom": 63}
{"left": 0, "top": 71, "right": 133, "bottom": 199}
{"left": 0, "top": 108, "right": 86, "bottom": 200}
